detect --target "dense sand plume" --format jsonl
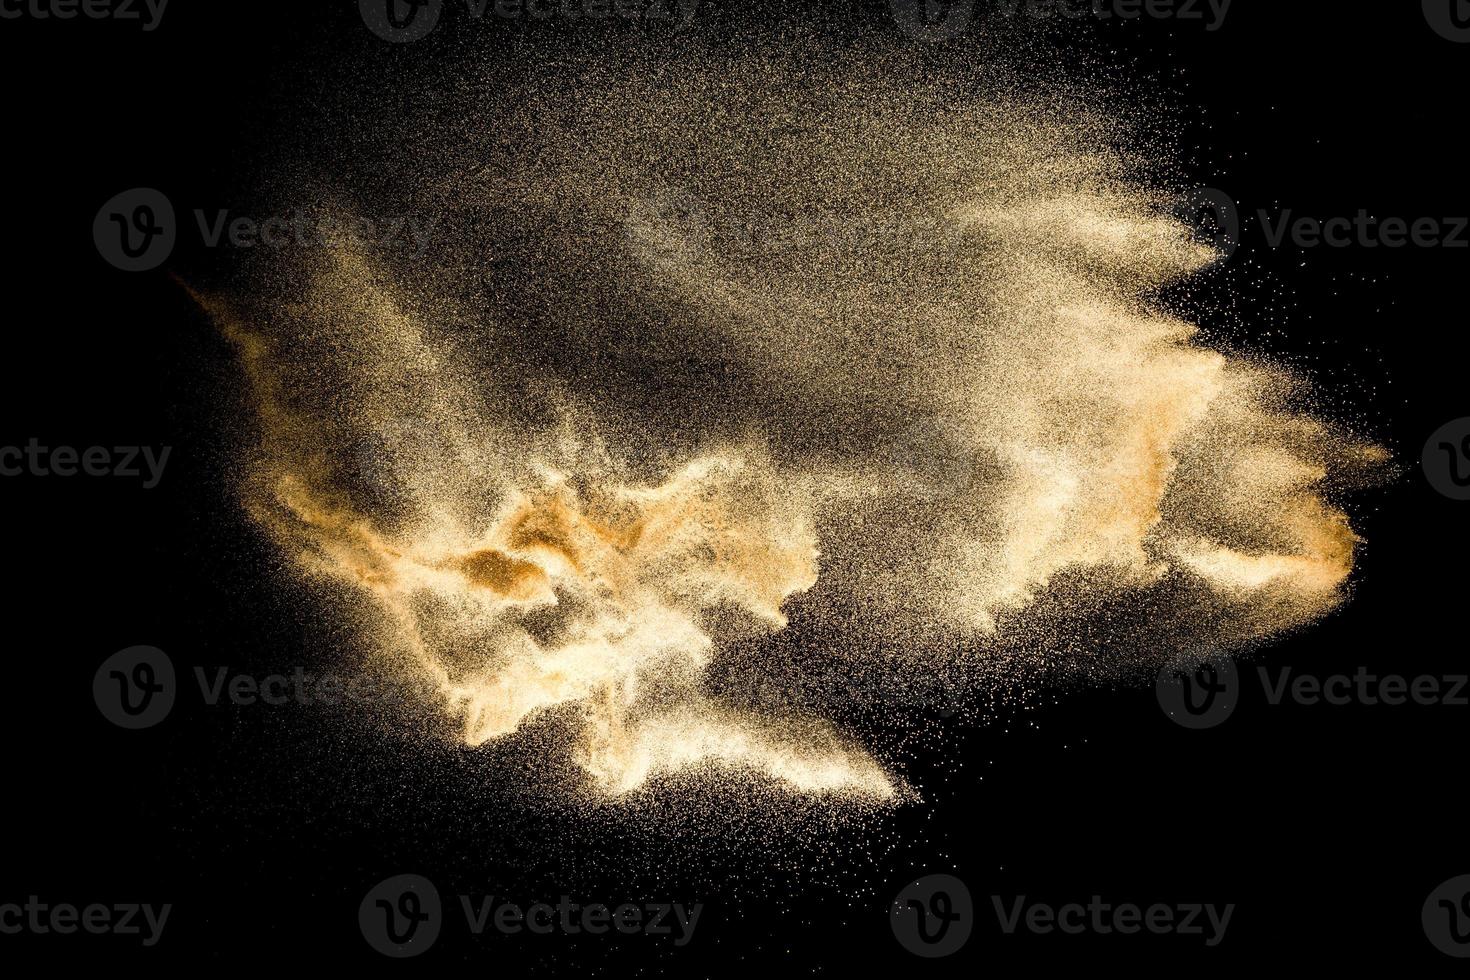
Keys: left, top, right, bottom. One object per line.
{"left": 196, "top": 47, "right": 1386, "bottom": 802}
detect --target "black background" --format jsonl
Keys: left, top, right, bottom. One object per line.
{"left": 1, "top": 0, "right": 1465, "bottom": 971}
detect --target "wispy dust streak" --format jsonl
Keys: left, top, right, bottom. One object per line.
{"left": 198, "top": 257, "right": 896, "bottom": 800}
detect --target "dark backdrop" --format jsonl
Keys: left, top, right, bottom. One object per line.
{"left": 0, "top": 0, "right": 1464, "bottom": 971}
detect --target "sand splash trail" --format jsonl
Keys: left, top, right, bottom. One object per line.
{"left": 198, "top": 48, "right": 1385, "bottom": 803}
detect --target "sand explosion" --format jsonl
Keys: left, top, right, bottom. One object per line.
{"left": 197, "top": 49, "right": 1384, "bottom": 803}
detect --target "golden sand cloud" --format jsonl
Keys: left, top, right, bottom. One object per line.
{"left": 196, "top": 49, "right": 1384, "bottom": 802}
